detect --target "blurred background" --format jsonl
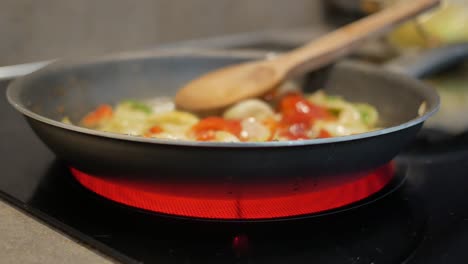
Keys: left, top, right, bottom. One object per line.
{"left": 0, "top": 0, "right": 324, "bottom": 66}
{"left": 1, "top": 0, "right": 468, "bottom": 66}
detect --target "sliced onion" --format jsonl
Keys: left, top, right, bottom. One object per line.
{"left": 223, "top": 99, "right": 274, "bottom": 120}
{"left": 143, "top": 97, "right": 175, "bottom": 114}
{"left": 240, "top": 117, "right": 271, "bottom": 142}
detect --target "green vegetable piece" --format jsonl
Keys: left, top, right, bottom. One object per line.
{"left": 355, "top": 103, "right": 378, "bottom": 126}
{"left": 328, "top": 108, "right": 341, "bottom": 117}
{"left": 326, "top": 95, "right": 341, "bottom": 101}
{"left": 123, "top": 100, "right": 152, "bottom": 114}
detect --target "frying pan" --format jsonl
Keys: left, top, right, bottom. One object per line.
{"left": 6, "top": 49, "right": 439, "bottom": 183}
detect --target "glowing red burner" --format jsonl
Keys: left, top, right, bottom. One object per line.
{"left": 71, "top": 164, "right": 395, "bottom": 220}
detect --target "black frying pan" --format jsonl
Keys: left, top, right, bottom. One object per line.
{"left": 6, "top": 49, "right": 439, "bottom": 183}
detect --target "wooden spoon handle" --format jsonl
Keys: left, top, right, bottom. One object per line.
{"left": 275, "top": 0, "right": 440, "bottom": 77}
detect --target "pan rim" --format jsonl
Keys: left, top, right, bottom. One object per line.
{"left": 6, "top": 48, "right": 440, "bottom": 148}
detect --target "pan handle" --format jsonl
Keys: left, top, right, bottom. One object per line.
{"left": 384, "top": 43, "right": 468, "bottom": 78}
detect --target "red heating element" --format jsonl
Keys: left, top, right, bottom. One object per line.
{"left": 71, "top": 164, "right": 395, "bottom": 220}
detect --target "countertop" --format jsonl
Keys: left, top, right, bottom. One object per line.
{"left": 0, "top": 200, "right": 113, "bottom": 264}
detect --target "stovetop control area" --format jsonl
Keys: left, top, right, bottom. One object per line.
{"left": 1, "top": 74, "right": 468, "bottom": 264}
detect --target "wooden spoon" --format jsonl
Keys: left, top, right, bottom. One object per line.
{"left": 175, "top": 0, "right": 440, "bottom": 111}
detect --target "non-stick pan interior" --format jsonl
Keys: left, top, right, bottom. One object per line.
{"left": 9, "top": 54, "right": 253, "bottom": 124}
{"left": 8, "top": 52, "right": 436, "bottom": 130}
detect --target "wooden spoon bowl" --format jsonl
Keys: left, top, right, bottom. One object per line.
{"left": 175, "top": 0, "right": 440, "bottom": 112}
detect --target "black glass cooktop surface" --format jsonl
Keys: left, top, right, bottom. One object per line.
{"left": 2, "top": 81, "right": 468, "bottom": 264}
